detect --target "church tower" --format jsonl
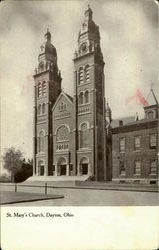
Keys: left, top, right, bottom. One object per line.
{"left": 73, "top": 6, "right": 106, "bottom": 180}
{"left": 33, "top": 30, "right": 62, "bottom": 176}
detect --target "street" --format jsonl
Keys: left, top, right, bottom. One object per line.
{"left": 1, "top": 184, "right": 158, "bottom": 206}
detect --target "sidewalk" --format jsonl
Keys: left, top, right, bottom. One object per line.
{"left": 1, "top": 181, "right": 158, "bottom": 193}
{"left": 0, "top": 191, "right": 64, "bottom": 205}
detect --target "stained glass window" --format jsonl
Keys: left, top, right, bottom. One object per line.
{"left": 80, "top": 123, "right": 88, "bottom": 148}
{"left": 56, "top": 125, "right": 69, "bottom": 142}
{"left": 39, "top": 131, "right": 45, "bottom": 152}
{"left": 84, "top": 90, "right": 89, "bottom": 103}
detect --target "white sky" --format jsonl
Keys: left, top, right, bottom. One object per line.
{"left": 0, "top": 0, "right": 158, "bottom": 159}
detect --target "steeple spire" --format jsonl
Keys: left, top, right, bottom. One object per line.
{"left": 106, "top": 100, "right": 112, "bottom": 124}
{"left": 74, "top": 5, "right": 103, "bottom": 62}
{"left": 84, "top": 4, "right": 93, "bottom": 21}
{"left": 45, "top": 28, "right": 51, "bottom": 42}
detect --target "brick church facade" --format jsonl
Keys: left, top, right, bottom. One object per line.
{"left": 33, "top": 6, "right": 107, "bottom": 181}
{"left": 32, "top": 6, "right": 158, "bottom": 184}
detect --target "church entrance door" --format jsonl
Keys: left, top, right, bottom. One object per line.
{"left": 80, "top": 157, "right": 89, "bottom": 175}
{"left": 39, "top": 166, "right": 44, "bottom": 176}
{"left": 82, "top": 164, "right": 88, "bottom": 175}
{"left": 60, "top": 165, "right": 66, "bottom": 175}
{"left": 38, "top": 160, "right": 45, "bottom": 176}
{"left": 57, "top": 157, "right": 67, "bottom": 176}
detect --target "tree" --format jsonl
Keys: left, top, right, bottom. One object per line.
{"left": 14, "top": 159, "right": 33, "bottom": 182}
{"left": 2, "top": 147, "right": 24, "bottom": 182}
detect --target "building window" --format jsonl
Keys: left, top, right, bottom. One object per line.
{"left": 134, "top": 136, "right": 141, "bottom": 150}
{"left": 84, "top": 65, "right": 90, "bottom": 82}
{"left": 42, "top": 81, "right": 46, "bottom": 96}
{"left": 42, "top": 103, "right": 45, "bottom": 114}
{"left": 79, "top": 92, "right": 84, "bottom": 105}
{"left": 119, "top": 138, "right": 125, "bottom": 153}
{"left": 37, "top": 104, "right": 41, "bottom": 115}
{"left": 58, "top": 102, "right": 67, "bottom": 111}
{"left": 39, "top": 131, "right": 45, "bottom": 152}
{"left": 120, "top": 161, "right": 126, "bottom": 176}
{"left": 147, "top": 111, "right": 154, "bottom": 119}
{"left": 38, "top": 83, "right": 42, "bottom": 97}
{"left": 70, "top": 164, "right": 73, "bottom": 172}
{"left": 134, "top": 161, "right": 141, "bottom": 175}
{"left": 150, "top": 160, "right": 157, "bottom": 175}
{"left": 78, "top": 67, "right": 84, "bottom": 85}
{"left": 84, "top": 90, "right": 89, "bottom": 103}
{"left": 80, "top": 123, "right": 88, "bottom": 148}
{"left": 56, "top": 125, "right": 69, "bottom": 142}
{"left": 56, "top": 143, "right": 68, "bottom": 151}
{"left": 150, "top": 134, "right": 156, "bottom": 149}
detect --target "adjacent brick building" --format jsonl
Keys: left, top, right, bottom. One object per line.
{"left": 111, "top": 90, "right": 159, "bottom": 184}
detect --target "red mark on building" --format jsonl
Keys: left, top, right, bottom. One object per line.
{"left": 126, "top": 89, "right": 148, "bottom": 106}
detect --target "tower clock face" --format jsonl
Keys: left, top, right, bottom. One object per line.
{"left": 81, "top": 42, "right": 88, "bottom": 53}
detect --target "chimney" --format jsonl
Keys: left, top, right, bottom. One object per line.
{"left": 119, "top": 120, "right": 123, "bottom": 126}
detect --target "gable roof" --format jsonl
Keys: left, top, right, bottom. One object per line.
{"left": 145, "top": 88, "right": 158, "bottom": 106}
{"left": 52, "top": 90, "right": 73, "bottom": 112}
{"left": 65, "top": 92, "right": 74, "bottom": 102}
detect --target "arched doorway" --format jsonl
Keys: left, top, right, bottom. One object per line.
{"left": 80, "top": 157, "right": 89, "bottom": 175}
{"left": 38, "top": 160, "right": 45, "bottom": 176}
{"left": 57, "top": 157, "right": 67, "bottom": 176}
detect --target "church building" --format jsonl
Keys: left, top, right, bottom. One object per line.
{"left": 33, "top": 6, "right": 107, "bottom": 181}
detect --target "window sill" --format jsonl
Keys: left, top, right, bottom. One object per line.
{"left": 78, "top": 103, "right": 90, "bottom": 107}
{"left": 37, "top": 152, "right": 45, "bottom": 155}
{"left": 37, "top": 114, "right": 46, "bottom": 117}
{"left": 56, "top": 149, "right": 69, "bottom": 153}
{"left": 78, "top": 81, "right": 90, "bottom": 86}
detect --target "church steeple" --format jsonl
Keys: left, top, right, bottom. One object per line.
{"left": 84, "top": 4, "right": 93, "bottom": 21}
{"left": 33, "top": 29, "right": 62, "bottom": 177}
{"left": 74, "top": 5, "right": 103, "bottom": 63}
{"left": 73, "top": 6, "right": 106, "bottom": 181}
{"left": 34, "top": 29, "right": 61, "bottom": 77}
{"left": 45, "top": 28, "right": 51, "bottom": 42}
{"left": 106, "top": 101, "right": 112, "bottom": 124}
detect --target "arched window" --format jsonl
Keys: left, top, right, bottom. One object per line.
{"left": 80, "top": 123, "right": 88, "bottom": 148}
{"left": 39, "top": 62, "right": 44, "bottom": 72}
{"left": 42, "top": 103, "right": 45, "bottom": 114}
{"left": 38, "top": 82, "right": 42, "bottom": 97}
{"left": 79, "top": 92, "right": 84, "bottom": 105}
{"left": 84, "top": 65, "right": 90, "bottom": 82}
{"left": 56, "top": 125, "right": 69, "bottom": 142}
{"left": 84, "top": 90, "right": 89, "bottom": 103}
{"left": 39, "top": 131, "right": 45, "bottom": 152}
{"left": 37, "top": 104, "right": 41, "bottom": 115}
{"left": 42, "top": 81, "right": 46, "bottom": 96}
{"left": 79, "top": 67, "right": 84, "bottom": 85}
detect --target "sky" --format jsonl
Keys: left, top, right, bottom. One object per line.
{"left": 0, "top": 0, "right": 158, "bottom": 160}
